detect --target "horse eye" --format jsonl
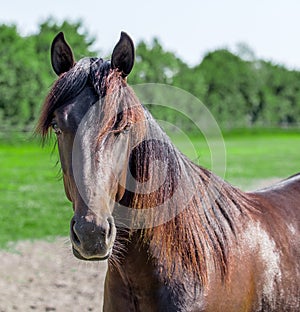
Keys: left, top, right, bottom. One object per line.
{"left": 121, "top": 122, "right": 132, "bottom": 134}
{"left": 122, "top": 123, "right": 131, "bottom": 133}
{"left": 112, "top": 121, "right": 131, "bottom": 136}
{"left": 51, "top": 122, "right": 62, "bottom": 135}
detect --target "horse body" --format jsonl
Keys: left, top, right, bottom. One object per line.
{"left": 103, "top": 152, "right": 300, "bottom": 312}
{"left": 104, "top": 174, "right": 300, "bottom": 312}
{"left": 37, "top": 32, "right": 300, "bottom": 311}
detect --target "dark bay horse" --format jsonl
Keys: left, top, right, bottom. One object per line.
{"left": 37, "top": 32, "right": 300, "bottom": 311}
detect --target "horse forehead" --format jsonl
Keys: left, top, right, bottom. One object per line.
{"left": 57, "top": 89, "right": 98, "bottom": 129}
{"left": 59, "top": 102, "right": 78, "bottom": 122}
{"left": 75, "top": 57, "right": 92, "bottom": 74}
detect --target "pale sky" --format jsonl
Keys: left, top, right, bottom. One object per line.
{"left": 2, "top": 0, "right": 300, "bottom": 69}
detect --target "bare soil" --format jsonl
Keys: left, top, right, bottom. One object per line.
{"left": 0, "top": 239, "right": 107, "bottom": 312}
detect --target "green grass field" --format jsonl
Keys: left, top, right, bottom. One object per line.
{"left": 0, "top": 130, "right": 299, "bottom": 248}
{"left": 172, "top": 129, "right": 300, "bottom": 187}
{"left": 0, "top": 140, "right": 72, "bottom": 248}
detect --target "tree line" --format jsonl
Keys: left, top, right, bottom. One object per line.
{"left": 0, "top": 18, "right": 299, "bottom": 137}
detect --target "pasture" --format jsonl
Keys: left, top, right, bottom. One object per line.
{"left": 0, "top": 129, "right": 299, "bottom": 248}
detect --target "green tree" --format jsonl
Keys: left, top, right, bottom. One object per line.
{"left": 199, "top": 50, "right": 263, "bottom": 128}
{"left": 0, "top": 24, "right": 38, "bottom": 130}
{"left": 258, "top": 61, "right": 300, "bottom": 126}
{"left": 131, "top": 38, "right": 186, "bottom": 85}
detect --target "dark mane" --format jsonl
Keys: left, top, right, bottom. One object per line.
{"left": 116, "top": 109, "right": 257, "bottom": 286}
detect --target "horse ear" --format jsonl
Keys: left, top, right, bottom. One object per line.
{"left": 51, "top": 32, "right": 75, "bottom": 76}
{"left": 111, "top": 32, "right": 135, "bottom": 77}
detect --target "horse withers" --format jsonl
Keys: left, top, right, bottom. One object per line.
{"left": 37, "top": 32, "right": 300, "bottom": 311}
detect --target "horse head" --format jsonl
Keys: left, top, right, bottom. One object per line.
{"left": 41, "top": 32, "right": 145, "bottom": 260}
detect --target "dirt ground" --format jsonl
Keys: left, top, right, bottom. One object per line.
{"left": 0, "top": 239, "right": 107, "bottom": 312}
{"left": 0, "top": 178, "right": 282, "bottom": 312}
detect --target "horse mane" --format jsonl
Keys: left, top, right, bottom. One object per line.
{"left": 146, "top": 166, "right": 254, "bottom": 286}
{"left": 116, "top": 107, "right": 257, "bottom": 287}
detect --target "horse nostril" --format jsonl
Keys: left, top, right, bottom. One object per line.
{"left": 71, "top": 219, "right": 81, "bottom": 246}
{"left": 107, "top": 217, "right": 114, "bottom": 240}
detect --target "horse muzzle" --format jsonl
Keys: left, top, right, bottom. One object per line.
{"left": 70, "top": 215, "right": 116, "bottom": 261}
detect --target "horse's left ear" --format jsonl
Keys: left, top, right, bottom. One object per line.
{"left": 51, "top": 32, "right": 75, "bottom": 76}
{"left": 111, "top": 32, "right": 135, "bottom": 77}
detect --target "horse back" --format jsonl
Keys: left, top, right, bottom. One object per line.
{"left": 248, "top": 173, "right": 300, "bottom": 256}
{"left": 251, "top": 173, "right": 300, "bottom": 225}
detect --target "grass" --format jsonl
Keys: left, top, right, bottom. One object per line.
{"left": 170, "top": 129, "right": 300, "bottom": 187}
{"left": 0, "top": 139, "right": 71, "bottom": 248}
{"left": 0, "top": 129, "right": 299, "bottom": 248}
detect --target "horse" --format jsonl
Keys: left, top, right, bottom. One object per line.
{"left": 37, "top": 31, "right": 300, "bottom": 311}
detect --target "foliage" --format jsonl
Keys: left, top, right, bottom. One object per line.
{"left": 131, "top": 38, "right": 185, "bottom": 84}
{"left": 131, "top": 38, "right": 300, "bottom": 130}
{"left": 0, "top": 18, "right": 300, "bottom": 135}
{"left": 198, "top": 50, "right": 300, "bottom": 128}
{"left": 0, "top": 25, "right": 37, "bottom": 129}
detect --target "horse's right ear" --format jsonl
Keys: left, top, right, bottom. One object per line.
{"left": 51, "top": 32, "right": 75, "bottom": 76}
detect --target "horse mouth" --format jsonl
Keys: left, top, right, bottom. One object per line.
{"left": 72, "top": 246, "right": 111, "bottom": 261}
